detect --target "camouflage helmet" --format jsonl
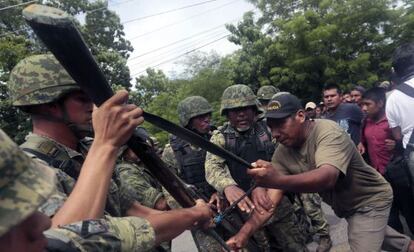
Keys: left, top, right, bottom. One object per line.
{"left": 0, "top": 129, "right": 55, "bottom": 236}
{"left": 272, "top": 91, "right": 291, "bottom": 99}
{"left": 8, "top": 54, "right": 80, "bottom": 107}
{"left": 220, "top": 84, "right": 259, "bottom": 115}
{"left": 177, "top": 96, "right": 212, "bottom": 127}
{"left": 257, "top": 85, "right": 280, "bottom": 101}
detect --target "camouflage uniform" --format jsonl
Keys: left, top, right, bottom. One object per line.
{"left": 0, "top": 128, "right": 156, "bottom": 252}
{"left": 114, "top": 128, "right": 166, "bottom": 209}
{"left": 20, "top": 133, "right": 135, "bottom": 217}
{"left": 205, "top": 84, "right": 308, "bottom": 252}
{"left": 293, "top": 193, "right": 331, "bottom": 243}
{"left": 7, "top": 54, "right": 160, "bottom": 251}
{"left": 45, "top": 216, "right": 156, "bottom": 252}
{"left": 161, "top": 96, "right": 225, "bottom": 252}
{"left": 116, "top": 161, "right": 164, "bottom": 209}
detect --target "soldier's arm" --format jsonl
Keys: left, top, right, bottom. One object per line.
{"left": 51, "top": 92, "right": 143, "bottom": 227}
{"left": 116, "top": 161, "right": 167, "bottom": 210}
{"left": 48, "top": 200, "right": 213, "bottom": 251}
{"left": 205, "top": 131, "right": 238, "bottom": 193}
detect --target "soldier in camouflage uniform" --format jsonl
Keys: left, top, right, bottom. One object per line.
{"left": 7, "top": 54, "right": 215, "bottom": 251}
{"left": 205, "top": 84, "right": 308, "bottom": 252}
{"left": 0, "top": 128, "right": 214, "bottom": 252}
{"left": 162, "top": 96, "right": 227, "bottom": 251}
{"left": 8, "top": 54, "right": 137, "bottom": 218}
{"left": 116, "top": 128, "right": 168, "bottom": 211}
{"left": 257, "top": 85, "right": 280, "bottom": 109}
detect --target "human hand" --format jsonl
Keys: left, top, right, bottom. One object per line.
{"left": 193, "top": 199, "right": 215, "bottom": 229}
{"left": 226, "top": 230, "right": 250, "bottom": 251}
{"left": 357, "top": 142, "right": 365, "bottom": 155}
{"left": 208, "top": 192, "right": 227, "bottom": 213}
{"left": 251, "top": 187, "right": 273, "bottom": 214}
{"left": 223, "top": 185, "right": 255, "bottom": 213}
{"left": 92, "top": 90, "right": 143, "bottom": 148}
{"left": 247, "top": 160, "right": 281, "bottom": 188}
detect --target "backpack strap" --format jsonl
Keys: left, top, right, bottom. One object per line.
{"left": 395, "top": 83, "right": 414, "bottom": 98}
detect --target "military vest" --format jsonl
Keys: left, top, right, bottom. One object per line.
{"left": 170, "top": 134, "right": 216, "bottom": 198}
{"left": 220, "top": 120, "right": 275, "bottom": 191}
{"left": 20, "top": 134, "right": 125, "bottom": 217}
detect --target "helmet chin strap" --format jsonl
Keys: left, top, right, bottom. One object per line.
{"left": 33, "top": 101, "right": 94, "bottom": 139}
{"left": 58, "top": 102, "right": 94, "bottom": 139}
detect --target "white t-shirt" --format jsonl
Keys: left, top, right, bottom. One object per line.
{"left": 386, "top": 77, "right": 414, "bottom": 148}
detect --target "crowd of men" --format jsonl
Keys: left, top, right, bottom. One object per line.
{"left": 1, "top": 22, "right": 414, "bottom": 252}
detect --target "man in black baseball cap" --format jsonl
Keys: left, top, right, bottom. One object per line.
{"left": 242, "top": 93, "right": 414, "bottom": 252}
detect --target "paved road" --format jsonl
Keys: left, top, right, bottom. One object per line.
{"left": 172, "top": 203, "right": 351, "bottom": 252}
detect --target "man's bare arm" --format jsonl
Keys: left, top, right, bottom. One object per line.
{"left": 247, "top": 160, "right": 340, "bottom": 193}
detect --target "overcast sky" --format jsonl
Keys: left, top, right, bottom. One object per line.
{"left": 106, "top": 0, "right": 254, "bottom": 77}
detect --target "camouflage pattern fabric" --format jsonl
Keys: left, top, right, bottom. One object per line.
{"left": 205, "top": 130, "right": 240, "bottom": 193}
{"left": 206, "top": 128, "right": 308, "bottom": 252}
{"left": 220, "top": 84, "right": 260, "bottom": 115}
{"left": 45, "top": 216, "right": 156, "bottom": 252}
{"left": 177, "top": 96, "right": 212, "bottom": 127}
{"left": 294, "top": 193, "right": 330, "bottom": 238}
{"left": 257, "top": 85, "right": 279, "bottom": 101}
{"left": 116, "top": 161, "right": 164, "bottom": 209}
{"left": 21, "top": 133, "right": 134, "bottom": 217}
{"left": 162, "top": 143, "right": 226, "bottom": 252}
{"left": 161, "top": 143, "right": 185, "bottom": 209}
{"left": 8, "top": 54, "right": 79, "bottom": 107}
{"left": 0, "top": 129, "right": 56, "bottom": 236}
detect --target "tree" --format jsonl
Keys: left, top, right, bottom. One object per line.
{"left": 83, "top": 1, "right": 133, "bottom": 89}
{"left": 227, "top": 0, "right": 413, "bottom": 101}
{"left": 134, "top": 68, "right": 172, "bottom": 107}
{"left": 0, "top": 0, "right": 133, "bottom": 142}
{"left": 141, "top": 52, "right": 234, "bottom": 145}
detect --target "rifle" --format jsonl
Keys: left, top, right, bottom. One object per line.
{"left": 23, "top": 4, "right": 259, "bottom": 251}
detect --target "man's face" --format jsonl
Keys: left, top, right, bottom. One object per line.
{"left": 267, "top": 112, "right": 306, "bottom": 147}
{"left": 189, "top": 113, "right": 211, "bottom": 134}
{"left": 323, "top": 88, "right": 342, "bottom": 110}
{"left": 351, "top": 90, "right": 362, "bottom": 103}
{"left": 0, "top": 211, "right": 51, "bottom": 252}
{"left": 342, "top": 93, "right": 352, "bottom": 103}
{"left": 62, "top": 91, "right": 94, "bottom": 125}
{"left": 360, "top": 98, "right": 383, "bottom": 118}
{"left": 227, "top": 106, "right": 256, "bottom": 131}
{"left": 305, "top": 108, "right": 316, "bottom": 119}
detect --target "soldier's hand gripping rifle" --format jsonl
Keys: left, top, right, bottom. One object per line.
{"left": 22, "top": 4, "right": 260, "bottom": 251}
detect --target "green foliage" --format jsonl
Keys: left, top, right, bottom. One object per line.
{"left": 82, "top": 1, "right": 133, "bottom": 89}
{"left": 228, "top": 0, "right": 413, "bottom": 101}
{"left": 140, "top": 52, "right": 234, "bottom": 145}
{"left": 0, "top": 0, "right": 132, "bottom": 142}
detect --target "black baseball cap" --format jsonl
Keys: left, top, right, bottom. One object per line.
{"left": 265, "top": 93, "right": 303, "bottom": 119}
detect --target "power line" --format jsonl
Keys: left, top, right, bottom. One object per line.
{"left": 0, "top": 0, "right": 36, "bottom": 11}
{"left": 122, "top": 0, "right": 218, "bottom": 25}
{"left": 128, "top": 29, "right": 229, "bottom": 68}
{"left": 130, "top": 34, "right": 230, "bottom": 77}
{"left": 126, "top": 0, "right": 242, "bottom": 41}
{"left": 127, "top": 20, "right": 238, "bottom": 62}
